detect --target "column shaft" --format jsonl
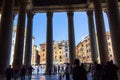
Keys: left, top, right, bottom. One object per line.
{"left": 67, "top": 11, "right": 76, "bottom": 65}
{"left": 87, "top": 11, "right": 98, "bottom": 62}
{"left": 24, "top": 12, "right": 34, "bottom": 67}
{"left": 45, "top": 12, "right": 53, "bottom": 74}
{"left": 106, "top": 0, "right": 120, "bottom": 67}
{"left": 93, "top": 0, "right": 109, "bottom": 63}
{"left": 13, "top": 1, "right": 26, "bottom": 70}
{"left": 0, "top": 0, "right": 14, "bottom": 77}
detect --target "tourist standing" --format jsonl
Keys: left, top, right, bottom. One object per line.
{"left": 72, "top": 59, "right": 88, "bottom": 80}
{"left": 28, "top": 65, "right": 34, "bottom": 79}
{"left": 20, "top": 65, "right": 27, "bottom": 80}
{"left": 65, "top": 63, "right": 71, "bottom": 80}
{"left": 5, "top": 65, "right": 13, "bottom": 80}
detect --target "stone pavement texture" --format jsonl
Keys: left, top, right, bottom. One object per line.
{"left": 10, "top": 72, "right": 92, "bottom": 80}
{"left": 11, "top": 66, "right": 92, "bottom": 80}
{"left": 30, "top": 66, "right": 92, "bottom": 80}
{"left": 27, "top": 73, "right": 92, "bottom": 80}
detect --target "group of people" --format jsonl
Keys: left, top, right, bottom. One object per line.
{"left": 5, "top": 65, "right": 34, "bottom": 80}
{"left": 88, "top": 60, "right": 119, "bottom": 80}
{"left": 65, "top": 59, "right": 119, "bottom": 80}
{"left": 5, "top": 59, "right": 119, "bottom": 80}
{"left": 55, "top": 59, "right": 119, "bottom": 80}
{"left": 53, "top": 59, "right": 88, "bottom": 80}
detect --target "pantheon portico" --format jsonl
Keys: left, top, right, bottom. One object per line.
{"left": 0, "top": 0, "right": 120, "bottom": 79}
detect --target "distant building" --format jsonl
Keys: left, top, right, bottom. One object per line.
{"left": 31, "top": 45, "right": 40, "bottom": 65}
{"left": 39, "top": 40, "right": 69, "bottom": 65}
{"left": 76, "top": 32, "right": 114, "bottom": 63}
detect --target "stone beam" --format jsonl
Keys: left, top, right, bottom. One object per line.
{"left": 0, "top": 2, "right": 120, "bottom": 13}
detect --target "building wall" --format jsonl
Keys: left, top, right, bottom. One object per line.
{"left": 39, "top": 40, "right": 69, "bottom": 65}
{"left": 76, "top": 32, "right": 113, "bottom": 63}
{"left": 31, "top": 45, "right": 40, "bottom": 65}
{"left": 39, "top": 43, "right": 46, "bottom": 64}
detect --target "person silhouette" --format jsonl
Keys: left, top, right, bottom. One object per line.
{"left": 72, "top": 59, "right": 88, "bottom": 80}
{"left": 5, "top": 65, "right": 13, "bottom": 80}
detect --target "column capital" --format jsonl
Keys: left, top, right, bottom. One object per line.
{"left": 46, "top": 11, "right": 53, "bottom": 18}
{"left": 87, "top": 10, "right": 93, "bottom": 16}
{"left": 104, "top": 9, "right": 108, "bottom": 13}
{"left": 67, "top": 11, "right": 74, "bottom": 17}
{"left": 27, "top": 11, "right": 34, "bottom": 18}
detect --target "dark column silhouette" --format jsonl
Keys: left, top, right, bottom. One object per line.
{"left": 67, "top": 11, "right": 76, "bottom": 65}
{"left": 106, "top": 0, "right": 120, "bottom": 67}
{"left": 45, "top": 11, "right": 53, "bottom": 75}
{"left": 93, "top": 0, "right": 109, "bottom": 63}
{"left": 87, "top": 10, "right": 98, "bottom": 62}
{"left": 0, "top": 0, "right": 14, "bottom": 79}
{"left": 13, "top": 1, "right": 26, "bottom": 70}
{"left": 24, "top": 11, "right": 34, "bottom": 67}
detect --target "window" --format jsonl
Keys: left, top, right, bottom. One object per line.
{"left": 55, "top": 56, "right": 57, "bottom": 59}
{"left": 82, "top": 45, "right": 83, "bottom": 47}
{"left": 60, "top": 60, "right": 62, "bottom": 62}
{"left": 66, "top": 53, "right": 68, "bottom": 57}
{"left": 43, "top": 58, "right": 45, "bottom": 61}
{"left": 65, "top": 49, "right": 68, "bottom": 51}
{"left": 42, "top": 49, "right": 45, "bottom": 51}
{"left": 87, "top": 50, "right": 88, "bottom": 53}
{"left": 59, "top": 56, "right": 62, "bottom": 59}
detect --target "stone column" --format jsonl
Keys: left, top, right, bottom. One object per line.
{"left": 106, "top": 0, "right": 120, "bottom": 67}
{"left": 13, "top": 1, "right": 26, "bottom": 70}
{"left": 45, "top": 11, "right": 53, "bottom": 75}
{"left": 67, "top": 11, "right": 76, "bottom": 65}
{"left": 92, "top": 0, "right": 109, "bottom": 63}
{"left": 87, "top": 10, "right": 98, "bottom": 63}
{"left": 0, "top": 0, "right": 14, "bottom": 79}
{"left": 24, "top": 11, "right": 34, "bottom": 67}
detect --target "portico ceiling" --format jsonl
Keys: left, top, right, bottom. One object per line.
{"left": 0, "top": 0, "right": 120, "bottom": 13}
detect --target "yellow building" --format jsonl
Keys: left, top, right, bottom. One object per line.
{"left": 31, "top": 45, "right": 40, "bottom": 65}
{"left": 39, "top": 43, "right": 46, "bottom": 65}
{"left": 76, "top": 32, "right": 113, "bottom": 63}
{"left": 106, "top": 32, "right": 114, "bottom": 60}
{"left": 76, "top": 36, "right": 92, "bottom": 63}
{"left": 39, "top": 40, "right": 69, "bottom": 65}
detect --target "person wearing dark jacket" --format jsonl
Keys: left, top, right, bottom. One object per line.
{"left": 72, "top": 59, "right": 88, "bottom": 80}
{"left": 5, "top": 65, "right": 13, "bottom": 80}
{"left": 20, "top": 65, "right": 27, "bottom": 80}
